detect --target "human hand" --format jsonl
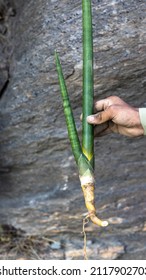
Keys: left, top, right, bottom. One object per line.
{"left": 87, "top": 96, "right": 144, "bottom": 137}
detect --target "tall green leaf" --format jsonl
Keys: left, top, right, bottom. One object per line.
{"left": 55, "top": 52, "right": 83, "bottom": 164}
{"left": 82, "top": 0, "right": 94, "bottom": 168}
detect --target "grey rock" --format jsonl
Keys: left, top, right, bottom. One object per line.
{"left": 96, "top": 239, "right": 125, "bottom": 260}
{"left": 0, "top": 0, "right": 146, "bottom": 259}
{"left": 65, "top": 236, "right": 125, "bottom": 260}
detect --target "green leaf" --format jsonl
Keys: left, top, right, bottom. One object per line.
{"left": 82, "top": 0, "right": 94, "bottom": 168}
{"left": 55, "top": 52, "right": 83, "bottom": 164}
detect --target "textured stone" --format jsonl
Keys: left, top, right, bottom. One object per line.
{"left": 0, "top": 0, "right": 12, "bottom": 97}
{"left": 65, "top": 237, "right": 125, "bottom": 260}
{"left": 0, "top": 0, "right": 146, "bottom": 259}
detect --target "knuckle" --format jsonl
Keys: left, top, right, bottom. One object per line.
{"left": 107, "top": 95, "right": 121, "bottom": 103}
{"left": 108, "top": 104, "right": 115, "bottom": 113}
{"left": 96, "top": 112, "right": 103, "bottom": 122}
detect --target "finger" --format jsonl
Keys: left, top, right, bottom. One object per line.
{"left": 95, "top": 99, "right": 110, "bottom": 111}
{"left": 87, "top": 109, "right": 112, "bottom": 125}
{"left": 95, "top": 96, "right": 126, "bottom": 112}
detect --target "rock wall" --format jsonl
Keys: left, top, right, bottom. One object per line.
{"left": 0, "top": 0, "right": 146, "bottom": 259}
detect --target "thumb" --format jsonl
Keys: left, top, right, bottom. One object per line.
{"left": 87, "top": 109, "right": 112, "bottom": 125}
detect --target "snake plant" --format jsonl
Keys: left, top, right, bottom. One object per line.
{"left": 55, "top": 0, "right": 108, "bottom": 227}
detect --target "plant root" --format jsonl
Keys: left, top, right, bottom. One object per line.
{"left": 82, "top": 216, "right": 90, "bottom": 260}
{"left": 81, "top": 183, "right": 108, "bottom": 227}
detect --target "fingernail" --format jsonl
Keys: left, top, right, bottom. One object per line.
{"left": 87, "top": 116, "right": 94, "bottom": 122}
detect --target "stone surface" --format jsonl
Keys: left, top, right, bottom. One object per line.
{"left": 0, "top": 0, "right": 12, "bottom": 98}
{"left": 0, "top": 0, "right": 146, "bottom": 259}
{"left": 65, "top": 237, "right": 125, "bottom": 260}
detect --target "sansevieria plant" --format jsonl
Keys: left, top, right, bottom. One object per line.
{"left": 55, "top": 0, "right": 108, "bottom": 227}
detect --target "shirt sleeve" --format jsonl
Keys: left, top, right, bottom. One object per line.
{"left": 139, "top": 108, "right": 146, "bottom": 135}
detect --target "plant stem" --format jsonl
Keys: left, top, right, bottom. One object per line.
{"left": 82, "top": 0, "right": 94, "bottom": 168}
